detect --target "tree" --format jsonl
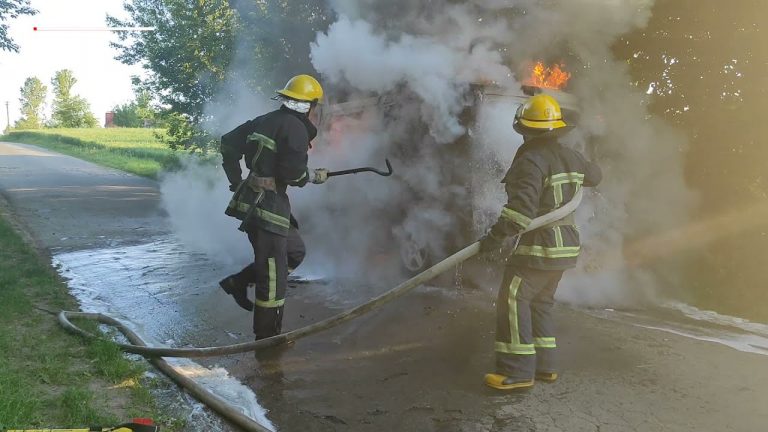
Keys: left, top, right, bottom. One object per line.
{"left": 134, "top": 89, "right": 156, "bottom": 124}
{"left": 108, "top": 0, "right": 331, "bottom": 150}
{"left": 112, "top": 89, "right": 158, "bottom": 127}
{"left": 50, "top": 69, "right": 98, "bottom": 128}
{"left": 108, "top": 1, "right": 237, "bottom": 131}
{"left": 0, "top": 0, "right": 37, "bottom": 52}
{"left": 14, "top": 76, "right": 47, "bottom": 129}
{"left": 112, "top": 101, "right": 142, "bottom": 127}
{"left": 108, "top": 0, "right": 239, "bottom": 149}
{"left": 616, "top": 0, "right": 768, "bottom": 316}
{"left": 231, "top": 1, "right": 333, "bottom": 93}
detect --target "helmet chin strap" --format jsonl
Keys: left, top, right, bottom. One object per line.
{"left": 280, "top": 97, "right": 311, "bottom": 114}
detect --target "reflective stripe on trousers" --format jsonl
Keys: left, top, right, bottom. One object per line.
{"left": 246, "top": 229, "right": 288, "bottom": 339}
{"left": 495, "top": 265, "right": 564, "bottom": 380}
{"left": 231, "top": 226, "right": 305, "bottom": 287}
{"left": 495, "top": 276, "right": 536, "bottom": 355}
{"left": 255, "top": 257, "right": 285, "bottom": 308}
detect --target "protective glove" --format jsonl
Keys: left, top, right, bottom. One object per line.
{"left": 311, "top": 168, "right": 329, "bottom": 185}
{"left": 229, "top": 180, "right": 243, "bottom": 192}
{"left": 478, "top": 230, "right": 505, "bottom": 261}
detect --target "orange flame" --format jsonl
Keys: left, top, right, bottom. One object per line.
{"left": 524, "top": 61, "right": 571, "bottom": 90}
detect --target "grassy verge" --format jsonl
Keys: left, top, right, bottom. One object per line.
{"left": 0, "top": 214, "right": 185, "bottom": 430}
{"left": 0, "top": 129, "right": 180, "bottom": 179}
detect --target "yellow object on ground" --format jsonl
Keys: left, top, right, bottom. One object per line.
{"left": 536, "top": 371, "right": 559, "bottom": 382}
{"left": 6, "top": 424, "right": 156, "bottom": 432}
{"left": 5, "top": 429, "right": 135, "bottom": 432}
{"left": 484, "top": 373, "right": 535, "bottom": 390}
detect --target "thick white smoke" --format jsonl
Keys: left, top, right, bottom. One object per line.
{"left": 497, "top": 0, "right": 692, "bottom": 306}
{"left": 159, "top": 157, "right": 252, "bottom": 267}
{"left": 311, "top": 15, "right": 514, "bottom": 143}
{"left": 159, "top": 0, "right": 692, "bottom": 309}
{"left": 200, "top": 33, "right": 272, "bottom": 137}
{"left": 159, "top": 31, "right": 273, "bottom": 272}
{"left": 300, "top": 4, "right": 522, "bottom": 288}
{"left": 305, "top": 0, "right": 692, "bottom": 307}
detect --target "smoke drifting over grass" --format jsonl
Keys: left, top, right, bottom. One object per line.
{"left": 161, "top": 0, "right": 692, "bottom": 308}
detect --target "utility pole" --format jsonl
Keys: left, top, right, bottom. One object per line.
{"left": 4, "top": 101, "right": 9, "bottom": 134}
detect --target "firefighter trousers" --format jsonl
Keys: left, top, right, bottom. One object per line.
{"left": 230, "top": 228, "right": 289, "bottom": 339}
{"left": 495, "top": 264, "right": 564, "bottom": 381}
{"left": 231, "top": 226, "right": 305, "bottom": 280}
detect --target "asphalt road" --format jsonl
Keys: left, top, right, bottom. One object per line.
{"left": 2, "top": 140, "right": 767, "bottom": 432}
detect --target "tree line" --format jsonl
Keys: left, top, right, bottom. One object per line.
{"left": 107, "top": 0, "right": 332, "bottom": 150}
{"left": 16, "top": 70, "right": 98, "bottom": 129}
{"left": 9, "top": 0, "right": 332, "bottom": 140}
{"left": 15, "top": 69, "right": 160, "bottom": 130}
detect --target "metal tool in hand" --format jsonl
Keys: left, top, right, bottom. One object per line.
{"left": 327, "top": 159, "right": 393, "bottom": 178}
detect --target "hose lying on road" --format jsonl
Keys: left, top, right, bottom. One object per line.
{"left": 59, "top": 188, "right": 582, "bottom": 358}
{"left": 60, "top": 312, "right": 274, "bottom": 432}
{"left": 57, "top": 189, "right": 583, "bottom": 431}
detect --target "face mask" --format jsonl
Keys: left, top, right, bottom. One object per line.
{"left": 281, "top": 98, "right": 311, "bottom": 114}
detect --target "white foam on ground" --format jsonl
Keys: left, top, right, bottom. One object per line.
{"left": 590, "top": 302, "right": 768, "bottom": 357}
{"left": 662, "top": 300, "right": 768, "bottom": 337}
{"left": 632, "top": 323, "right": 768, "bottom": 356}
{"left": 163, "top": 358, "right": 275, "bottom": 432}
{"left": 53, "top": 242, "right": 276, "bottom": 432}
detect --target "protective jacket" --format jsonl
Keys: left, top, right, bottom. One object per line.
{"left": 490, "top": 137, "right": 602, "bottom": 270}
{"left": 222, "top": 106, "right": 315, "bottom": 235}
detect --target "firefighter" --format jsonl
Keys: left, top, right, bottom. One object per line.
{"left": 220, "top": 215, "right": 306, "bottom": 311}
{"left": 218, "top": 74, "right": 327, "bottom": 342}
{"left": 479, "top": 94, "right": 602, "bottom": 390}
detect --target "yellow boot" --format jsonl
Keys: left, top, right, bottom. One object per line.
{"left": 484, "top": 373, "right": 535, "bottom": 390}
{"left": 535, "top": 371, "right": 559, "bottom": 383}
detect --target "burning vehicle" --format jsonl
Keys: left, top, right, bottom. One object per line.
{"left": 313, "top": 62, "right": 579, "bottom": 273}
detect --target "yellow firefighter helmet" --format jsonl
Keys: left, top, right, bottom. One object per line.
{"left": 513, "top": 94, "right": 567, "bottom": 135}
{"left": 276, "top": 74, "right": 324, "bottom": 103}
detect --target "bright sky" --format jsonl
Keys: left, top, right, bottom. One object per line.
{"left": 0, "top": 0, "right": 143, "bottom": 128}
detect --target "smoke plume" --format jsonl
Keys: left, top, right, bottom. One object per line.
{"left": 161, "top": 0, "right": 692, "bottom": 308}
{"left": 306, "top": 0, "right": 692, "bottom": 306}
{"left": 159, "top": 157, "right": 252, "bottom": 267}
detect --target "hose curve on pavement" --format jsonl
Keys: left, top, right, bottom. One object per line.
{"left": 57, "top": 188, "right": 584, "bottom": 431}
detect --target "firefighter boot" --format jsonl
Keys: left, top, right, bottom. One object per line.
{"left": 536, "top": 371, "right": 559, "bottom": 383}
{"left": 484, "top": 373, "right": 535, "bottom": 391}
{"left": 219, "top": 276, "right": 254, "bottom": 311}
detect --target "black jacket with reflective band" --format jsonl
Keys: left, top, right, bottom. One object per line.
{"left": 221, "top": 106, "right": 316, "bottom": 235}
{"left": 490, "top": 137, "right": 602, "bottom": 270}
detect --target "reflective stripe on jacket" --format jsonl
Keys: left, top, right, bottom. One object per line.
{"left": 221, "top": 106, "right": 316, "bottom": 235}
{"left": 490, "top": 137, "right": 602, "bottom": 270}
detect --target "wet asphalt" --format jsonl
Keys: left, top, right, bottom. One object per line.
{"left": 1, "top": 141, "right": 767, "bottom": 432}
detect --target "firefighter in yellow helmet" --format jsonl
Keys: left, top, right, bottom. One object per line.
{"left": 479, "top": 93, "right": 602, "bottom": 390}
{"left": 218, "top": 74, "right": 328, "bottom": 345}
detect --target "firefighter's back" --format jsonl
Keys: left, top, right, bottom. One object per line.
{"left": 510, "top": 139, "right": 601, "bottom": 270}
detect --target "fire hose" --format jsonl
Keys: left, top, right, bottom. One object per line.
{"left": 57, "top": 188, "right": 583, "bottom": 432}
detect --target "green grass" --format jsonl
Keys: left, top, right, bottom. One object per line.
{"left": 1, "top": 128, "right": 180, "bottom": 178}
{"left": 88, "top": 338, "right": 145, "bottom": 382}
{"left": 0, "top": 215, "right": 182, "bottom": 430}
{"left": 60, "top": 388, "right": 112, "bottom": 426}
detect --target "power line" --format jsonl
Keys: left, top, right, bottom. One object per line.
{"left": 4, "top": 101, "right": 9, "bottom": 134}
